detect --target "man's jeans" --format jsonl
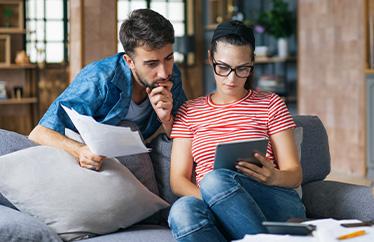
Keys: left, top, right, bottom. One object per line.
{"left": 168, "top": 169, "right": 306, "bottom": 242}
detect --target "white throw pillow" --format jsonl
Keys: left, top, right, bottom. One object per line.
{"left": 0, "top": 146, "right": 169, "bottom": 241}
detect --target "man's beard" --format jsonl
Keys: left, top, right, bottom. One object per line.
{"left": 133, "top": 70, "right": 172, "bottom": 90}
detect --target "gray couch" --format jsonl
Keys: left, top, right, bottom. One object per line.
{"left": 1, "top": 115, "right": 374, "bottom": 242}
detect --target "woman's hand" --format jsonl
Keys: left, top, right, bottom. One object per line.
{"left": 236, "top": 153, "right": 279, "bottom": 186}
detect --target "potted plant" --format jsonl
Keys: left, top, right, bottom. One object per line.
{"left": 258, "top": 0, "right": 296, "bottom": 57}
{"left": 3, "top": 7, "right": 14, "bottom": 28}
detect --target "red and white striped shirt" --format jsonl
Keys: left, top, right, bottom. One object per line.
{"left": 171, "top": 90, "right": 296, "bottom": 184}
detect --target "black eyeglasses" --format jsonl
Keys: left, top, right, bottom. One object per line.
{"left": 212, "top": 57, "right": 254, "bottom": 78}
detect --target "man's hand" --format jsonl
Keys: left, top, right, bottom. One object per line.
{"left": 146, "top": 80, "right": 173, "bottom": 123}
{"left": 236, "top": 153, "right": 279, "bottom": 185}
{"left": 77, "top": 145, "right": 105, "bottom": 171}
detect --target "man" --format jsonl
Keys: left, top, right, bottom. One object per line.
{"left": 29, "top": 9, "right": 187, "bottom": 171}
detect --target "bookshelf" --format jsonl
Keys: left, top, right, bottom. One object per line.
{"left": 0, "top": 97, "right": 37, "bottom": 105}
{"left": 0, "top": 1, "right": 40, "bottom": 134}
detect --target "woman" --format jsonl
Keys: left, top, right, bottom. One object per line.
{"left": 168, "top": 20, "right": 306, "bottom": 242}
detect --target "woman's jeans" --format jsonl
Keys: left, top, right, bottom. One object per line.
{"left": 168, "top": 169, "right": 306, "bottom": 242}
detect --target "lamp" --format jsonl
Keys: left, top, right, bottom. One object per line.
{"left": 174, "top": 35, "right": 195, "bottom": 62}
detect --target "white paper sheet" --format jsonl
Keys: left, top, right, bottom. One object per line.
{"left": 233, "top": 234, "right": 317, "bottom": 242}
{"left": 62, "top": 105, "right": 149, "bottom": 157}
{"left": 232, "top": 219, "right": 374, "bottom": 242}
{"left": 305, "top": 219, "right": 374, "bottom": 242}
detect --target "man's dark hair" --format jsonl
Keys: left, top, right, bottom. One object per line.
{"left": 119, "top": 9, "right": 175, "bottom": 57}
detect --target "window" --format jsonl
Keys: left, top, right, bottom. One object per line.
{"left": 25, "top": 0, "right": 69, "bottom": 63}
{"left": 117, "top": 0, "right": 186, "bottom": 53}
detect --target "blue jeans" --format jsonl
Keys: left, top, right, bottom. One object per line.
{"left": 168, "top": 169, "right": 306, "bottom": 242}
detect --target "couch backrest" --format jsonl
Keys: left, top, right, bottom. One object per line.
{"left": 0, "top": 129, "right": 36, "bottom": 156}
{"left": 293, "top": 115, "right": 331, "bottom": 185}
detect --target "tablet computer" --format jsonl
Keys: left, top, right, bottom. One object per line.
{"left": 213, "top": 138, "right": 268, "bottom": 170}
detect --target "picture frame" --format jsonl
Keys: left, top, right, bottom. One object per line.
{"left": 0, "top": 0, "right": 24, "bottom": 33}
{"left": 0, "top": 34, "right": 10, "bottom": 66}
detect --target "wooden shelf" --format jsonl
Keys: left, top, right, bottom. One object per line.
{"left": 0, "top": 29, "right": 26, "bottom": 34}
{"left": 0, "top": 97, "right": 37, "bottom": 105}
{"left": 255, "top": 56, "right": 297, "bottom": 64}
{"left": 365, "top": 69, "right": 374, "bottom": 74}
{"left": 0, "top": 64, "right": 37, "bottom": 69}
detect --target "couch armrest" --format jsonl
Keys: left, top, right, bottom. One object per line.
{"left": 302, "top": 180, "right": 374, "bottom": 220}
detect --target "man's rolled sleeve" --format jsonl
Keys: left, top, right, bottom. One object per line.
{"left": 39, "top": 77, "right": 104, "bottom": 135}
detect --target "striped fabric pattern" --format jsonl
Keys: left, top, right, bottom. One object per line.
{"left": 171, "top": 90, "right": 296, "bottom": 184}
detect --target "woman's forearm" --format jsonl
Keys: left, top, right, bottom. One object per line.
{"left": 171, "top": 176, "right": 201, "bottom": 199}
{"left": 273, "top": 167, "right": 302, "bottom": 188}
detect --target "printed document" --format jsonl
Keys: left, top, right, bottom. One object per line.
{"left": 233, "top": 219, "right": 374, "bottom": 242}
{"left": 62, "top": 105, "right": 149, "bottom": 157}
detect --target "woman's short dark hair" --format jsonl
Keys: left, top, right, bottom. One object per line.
{"left": 119, "top": 9, "right": 175, "bottom": 57}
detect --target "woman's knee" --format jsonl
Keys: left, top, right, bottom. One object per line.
{"left": 168, "top": 196, "right": 208, "bottom": 228}
{"left": 200, "top": 169, "right": 240, "bottom": 202}
{"left": 168, "top": 196, "right": 216, "bottom": 238}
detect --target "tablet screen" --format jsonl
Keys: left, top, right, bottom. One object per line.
{"left": 214, "top": 138, "right": 268, "bottom": 170}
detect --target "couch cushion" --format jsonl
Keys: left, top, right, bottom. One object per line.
{"left": 150, "top": 134, "right": 179, "bottom": 206}
{"left": 0, "top": 129, "right": 36, "bottom": 156}
{"left": 302, "top": 180, "right": 374, "bottom": 220}
{"left": 149, "top": 134, "right": 179, "bottom": 224}
{"left": 116, "top": 153, "right": 159, "bottom": 196}
{"left": 293, "top": 115, "right": 331, "bottom": 184}
{"left": 0, "top": 146, "right": 169, "bottom": 241}
{"left": 0, "top": 205, "right": 62, "bottom": 242}
{"left": 81, "top": 225, "right": 175, "bottom": 242}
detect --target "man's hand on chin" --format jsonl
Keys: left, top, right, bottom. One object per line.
{"left": 147, "top": 80, "right": 173, "bottom": 122}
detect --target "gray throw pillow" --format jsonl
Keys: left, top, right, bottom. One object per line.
{"left": 0, "top": 205, "right": 62, "bottom": 242}
{"left": 0, "top": 146, "right": 169, "bottom": 241}
{"left": 0, "top": 129, "right": 37, "bottom": 209}
{"left": 65, "top": 128, "right": 159, "bottom": 196}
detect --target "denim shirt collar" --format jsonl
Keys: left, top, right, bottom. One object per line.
{"left": 111, "top": 54, "right": 133, "bottom": 96}
{"left": 108, "top": 54, "right": 160, "bottom": 139}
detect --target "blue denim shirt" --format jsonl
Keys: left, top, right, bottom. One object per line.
{"left": 39, "top": 53, "right": 187, "bottom": 139}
